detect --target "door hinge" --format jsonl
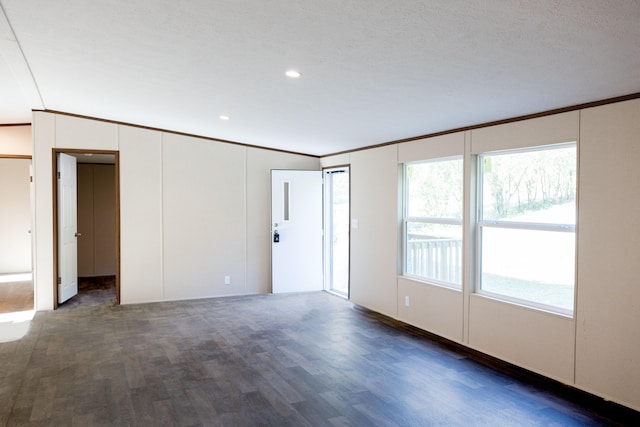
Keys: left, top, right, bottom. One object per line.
{"left": 57, "top": 277, "right": 61, "bottom": 284}
{"left": 30, "top": 176, "right": 33, "bottom": 183}
{"left": 57, "top": 171, "right": 61, "bottom": 179}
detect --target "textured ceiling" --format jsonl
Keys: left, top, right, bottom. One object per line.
{"left": 1, "top": 1, "right": 639, "bottom": 156}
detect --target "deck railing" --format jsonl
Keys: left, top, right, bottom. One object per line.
{"left": 406, "top": 234, "right": 462, "bottom": 284}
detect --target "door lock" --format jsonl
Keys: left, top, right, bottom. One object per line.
{"left": 273, "top": 230, "right": 280, "bottom": 243}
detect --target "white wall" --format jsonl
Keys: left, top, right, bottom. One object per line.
{"left": 33, "top": 112, "right": 320, "bottom": 308}
{"left": 0, "top": 158, "right": 31, "bottom": 273}
{"left": 467, "top": 111, "right": 579, "bottom": 384}
{"left": 247, "top": 149, "right": 321, "bottom": 294}
{"left": 32, "top": 114, "right": 119, "bottom": 310}
{"left": 162, "top": 133, "right": 247, "bottom": 300}
{"left": 397, "top": 132, "right": 465, "bottom": 343}
{"left": 349, "top": 145, "right": 399, "bottom": 318}
{"left": 119, "top": 126, "right": 163, "bottom": 303}
{"left": 321, "top": 100, "right": 640, "bottom": 411}
{"left": 0, "top": 125, "right": 31, "bottom": 156}
{"left": 575, "top": 99, "right": 640, "bottom": 410}
{"left": 32, "top": 113, "right": 56, "bottom": 310}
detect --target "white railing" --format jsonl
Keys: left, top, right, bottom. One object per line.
{"left": 406, "top": 235, "right": 462, "bottom": 284}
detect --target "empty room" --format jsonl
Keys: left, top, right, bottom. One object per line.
{"left": 1, "top": 1, "right": 640, "bottom": 425}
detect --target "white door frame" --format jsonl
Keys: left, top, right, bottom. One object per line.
{"left": 323, "top": 165, "right": 350, "bottom": 297}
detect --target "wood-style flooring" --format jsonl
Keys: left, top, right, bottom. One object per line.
{"left": 1, "top": 291, "right": 638, "bottom": 426}
{"left": 0, "top": 280, "right": 33, "bottom": 314}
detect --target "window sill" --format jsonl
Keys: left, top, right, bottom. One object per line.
{"left": 471, "top": 291, "right": 574, "bottom": 319}
{"left": 398, "top": 275, "right": 462, "bottom": 293}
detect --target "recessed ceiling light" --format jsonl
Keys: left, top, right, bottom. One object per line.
{"left": 285, "top": 70, "right": 301, "bottom": 78}
{"left": 219, "top": 115, "right": 230, "bottom": 121}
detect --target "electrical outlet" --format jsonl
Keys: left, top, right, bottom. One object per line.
{"left": 224, "top": 275, "right": 231, "bottom": 285}
{"left": 405, "top": 296, "right": 410, "bottom": 307}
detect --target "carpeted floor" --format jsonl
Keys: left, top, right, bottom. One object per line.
{"left": 57, "top": 275, "right": 117, "bottom": 310}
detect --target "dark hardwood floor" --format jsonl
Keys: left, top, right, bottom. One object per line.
{"left": 1, "top": 291, "right": 638, "bottom": 426}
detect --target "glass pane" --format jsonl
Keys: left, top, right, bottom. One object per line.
{"left": 406, "top": 222, "right": 462, "bottom": 285}
{"left": 283, "top": 181, "right": 290, "bottom": 221}
{"left": 480, "top": 227, "right": 575, "bottom": 311}
{"left": 406, "top": 159, "right": 463, "bottom": 219}
{"left": 330, "top": 171, "right": 349, "bottom": 295}
{"left": 482, "top": 146, "right": 576, "bottom": 224}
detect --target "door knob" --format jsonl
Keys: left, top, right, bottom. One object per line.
{"left": 75, "top": 232, "right": 82, "bottom": 237}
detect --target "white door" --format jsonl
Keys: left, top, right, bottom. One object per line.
{"left": 57, "top": 153, "right": 78, "bottom": 304}
{"left": 271, "top": 170, "right": 322, "bottom": 293}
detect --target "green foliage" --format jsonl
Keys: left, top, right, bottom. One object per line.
{"left": 407, "top": 159, "right": 463, "bottom": 219}
{"left": 482, "top": 147, "right": 576, "bottom": 220}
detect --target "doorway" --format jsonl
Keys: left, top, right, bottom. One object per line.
{"left": 0, "top": 156, "right": 33, "bottom": 314}
{"left": 53, "top": 149, "right": 120, "bottom": 309}
{"left": 323, "top": 166, "right": 350, "bottom": 297}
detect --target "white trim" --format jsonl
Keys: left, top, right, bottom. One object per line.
{"left": 475, "top": 143, "right": 577, "bottom": 315}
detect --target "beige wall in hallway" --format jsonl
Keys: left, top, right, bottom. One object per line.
{"left": 0, "top": 125, "right": 31, "bottom": 156}
{"left": 0, "top": 158, "right": 31, "bottom": 273}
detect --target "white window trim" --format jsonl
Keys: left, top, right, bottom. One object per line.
{"left": 475, "top": 143, "right": 577, "bottom": 315}
{"left": 402, "top": 157, "right": 463, "bottom": 288}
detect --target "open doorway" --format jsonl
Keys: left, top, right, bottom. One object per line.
{"left": 52, "top": 149, "right": 120, "bottom": 310}
{"left": 323, "top": 166, "right": 350, "bottom": 297}
{"left": 0, "top": 156, "right": 33, "bottom": 314}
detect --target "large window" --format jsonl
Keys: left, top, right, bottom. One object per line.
{"left": 477, "top": 143, "right": 576, "bottom": 313}
{"left": 403, "top": 157, "right": 463, "bottom": 287}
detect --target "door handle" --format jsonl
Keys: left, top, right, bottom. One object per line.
{"left": 273, "top": 230, "right": 280, "bottom": 243}
{"left": 75, "top": 232, "right": 82, "bottom": 238}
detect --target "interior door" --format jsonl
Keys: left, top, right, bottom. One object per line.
{"left": 271, "top": 170, "right": 322, "bottom": 293}
{"left": 57, "top": 153, "right": 78, "bottom": 304}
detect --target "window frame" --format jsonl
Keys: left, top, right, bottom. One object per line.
{"left": 402, "top": 156, "right": 463, "bottom": 288}
{"left": 475, "top": 142, "right": 577, "bottom": 315}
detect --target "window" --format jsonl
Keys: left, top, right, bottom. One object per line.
{"left": 403, "top": 157, "right": 463, "bottom": 286}
{"left": 477, "top": 143, "right": 576, "bottom": 313}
